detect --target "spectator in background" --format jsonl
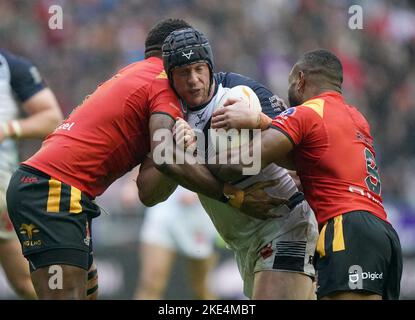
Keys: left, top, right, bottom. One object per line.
{"left": 0, "top": 49, "right": 63, "bottom": 299}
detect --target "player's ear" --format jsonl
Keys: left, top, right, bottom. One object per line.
{"left": 297, "top": 71, "right": 306, "bottom": 94}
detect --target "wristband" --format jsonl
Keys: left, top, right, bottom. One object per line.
{"left": 223, "top": 183, "right": 245, "bottom": 209}
{"left": 257, "top": 113, "right": 272, "bottom": 130}
{"left": 10, "top": 120, "right": 22, "bottom": 138}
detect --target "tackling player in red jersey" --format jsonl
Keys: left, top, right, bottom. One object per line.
{"left": 26, "top": 56, "right": 182, "bottom": 198}
{"left": 210, "top": 49, "right": 402, "bottom": 300}
{"left": 271, "top": 91, "right": 386, "bottom": 225}
{"left": 6, "top": 19, "right": 247, "bottom": 300}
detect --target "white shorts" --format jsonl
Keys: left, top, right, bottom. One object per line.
{"left": 235, "top": 200, "right": 318, "bottom": 298}
{"left": 139, "top": 186, "right": 218, "bottom": 259}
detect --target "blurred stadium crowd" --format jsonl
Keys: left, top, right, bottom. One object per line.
{"left": 1, "top": 0, "right": 414, "bottom": 298}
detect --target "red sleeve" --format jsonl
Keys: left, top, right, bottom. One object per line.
{"left": 271, "top": 106, "right": 320, "bottom": 145}
{"left": 149, "top": 79, "right": 182, "bottom": 120}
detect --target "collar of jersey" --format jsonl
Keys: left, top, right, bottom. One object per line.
{"left": 307, "top": 90, "right": 343, "bottom": 102}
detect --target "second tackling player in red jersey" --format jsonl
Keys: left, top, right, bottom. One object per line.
{"left": 210, "top": 49, "right": 402, "bottom": 300}
{"left": 271, "top": 91, "right": 386, "bottom": 225}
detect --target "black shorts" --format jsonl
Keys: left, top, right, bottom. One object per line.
{"left": 6, "top": 165, "right": 101, "bottom": 272}
{"left": 315, "top": 210, "right": 402, "bottom": 300}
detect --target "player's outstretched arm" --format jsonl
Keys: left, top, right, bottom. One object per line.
{"left": 208, "top": 126, "right": 296, "bottom": 180}
{"left": 211, "top": 97, "right": 272, "bottom": 130}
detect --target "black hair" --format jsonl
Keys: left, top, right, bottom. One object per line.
{"left": 297, "top": 49, "right": 343, "bottom": 87}
{"left": 144, "top": 18, "right": 191, "bottom": 58}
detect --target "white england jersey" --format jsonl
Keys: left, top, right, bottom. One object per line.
{"left": 185, "top": 73, "right": 299, "bottom": 251}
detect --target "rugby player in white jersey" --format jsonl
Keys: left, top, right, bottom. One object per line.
{"left": 139, "top": 28, "right": 318, "bottom": 299}
{"left": 0, "top": 50, "right": 63, "bottom": 299}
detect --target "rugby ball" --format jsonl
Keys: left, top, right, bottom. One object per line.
{"left": 209, "top": 85, "right": 262, "bottom": 154}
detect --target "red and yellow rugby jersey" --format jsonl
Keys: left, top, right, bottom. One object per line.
{"left": 25, "top": 57, "right": 182, "bottom": 198}
{"left": 271, "top": 91, "right": 387, "bottom": 225}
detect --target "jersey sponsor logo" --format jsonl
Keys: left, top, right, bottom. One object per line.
{"left": 182, "top": 50, "right": 194, "bottom": 60}
{"left": 348, "top": 264, "right": 383, "bottom": 290}
{"left": 274, "top": 107, "right": 296, "bottom": 125}
{"left": 56, "top": 121, "right": 75, "bottom": 132}
{"left": 269, "top": 95, "right": 288, "bottom": 114}
{"left": 20, "top": 176, "right": 39, "bottom": 183}
{"left": 280, "top": 107, "right": 296, "bottom": 117}
{"left": 348, "top": 185, "right": 384, "bottom": 207}
{"left": 20, "top": 223, "right": 42, "bottom": 247}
